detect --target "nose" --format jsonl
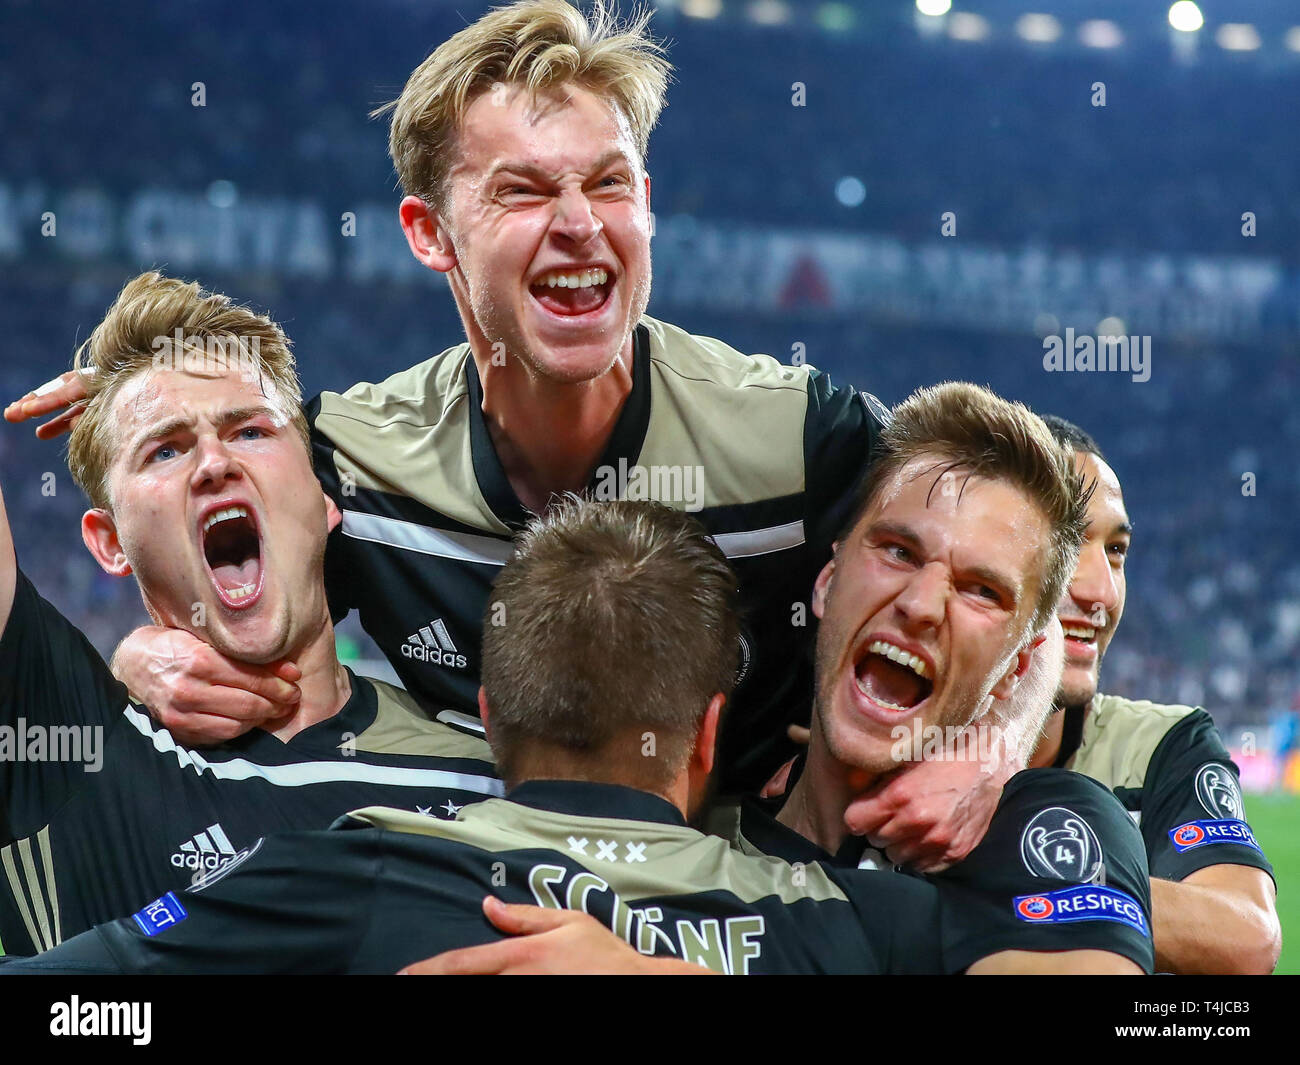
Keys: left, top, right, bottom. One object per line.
{"left": 190, "top": 434, "right": 242, "bottom": 492}
{"left": 1067, "top": 541, "right": 1119, "bottom": 627}
{"left": 893, "top": 561, "right": 948, "bottom": 631}
{"left": 551, "top": 187, "right": 602, "bottom": 247}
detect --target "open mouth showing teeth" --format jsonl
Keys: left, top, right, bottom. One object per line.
{"left": 1061, "top": 624, "right": 1097, "bottom": 643}
{"left": 854, "top": 639, "right": 934, "bottom": 713}
{"left": 529, "top": 267, "right": 613, "bottom": 317}
{"left": 201, "top": 505, "right": 263, "bottom": 608}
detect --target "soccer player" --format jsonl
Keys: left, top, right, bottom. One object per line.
{"left": 1, "top": 498, "right": 1151, "bottom": 975}
{"left": 6, "top": 0, "right": 884, "bottom": 795}
{"left": 0, "top": 273, "right": 499, "bottom": 956}
{"left": 829, "top": 414, "right": 1281, "bottom": 973}
{"left": 1022, "top": 416, "right": 1280, "bottom": 975}
{"left": 405, "top": 383, "right": 1158, "bottom": 974}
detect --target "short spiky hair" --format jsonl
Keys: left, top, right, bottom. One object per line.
{"left": 66, "top": 272, "right": 308, "bottom": 512}
{"left": 376, "top": 0, "right": 672, "bottom": 211}
{"left": 1041, "top": 413, "right": 1106, "bottom": 463}
{"left": 843, "top": 382, "right": 1090, "bottom": 636}
{"left": 481, "top": 495, "right": 740, "bottom": 790}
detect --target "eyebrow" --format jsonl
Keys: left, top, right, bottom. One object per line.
{"left": 129, "top": 404, "right": 277, "bottom": 459}
{"left": 866, "top": 519, "right": 1019, "bottom": 603}
{"left": 487, "top": 149, "right": 632, "bottom": 185}
{"left": 1085, "top": 517, "right": 1134, "bottom": 537}
{"left": 865, "top": 519, "right": 924, "bottom": 551}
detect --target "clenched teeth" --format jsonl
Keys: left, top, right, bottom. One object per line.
{"left": 868, "top": 640, "right": 929, "bottom": 679}
{"left": 1062, "top": 625, "right": 1096, "bottom": 640}
{"left": 535, "top": 268, "right": 609, "bottom": 289}
{"left": 203, "top": 505, "right": 249, "bottom": 533}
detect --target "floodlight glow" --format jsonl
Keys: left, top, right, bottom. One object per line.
{"left": 1168, "top": 2, "right": 1204, "bottom": 33}
{"left": 749, "top": 0, "right": 790, "bottom": 26}
{"left": 1016, "top": 14, "right": 1062, "bottom": 43}
{"left": 835, "top": 177, "right": 866, "bottom": 208}
{"left": 681, "top": 0, "right": 723, "bottom": 18}
{"left": 1079, "top": 19, "right": 1123, "bottom": 48}
{"left": 948, "top": 12, "right": 990, "bottom": 41}
{"left": 1216, "top": 24, "right": 1261, "bottom": 51}
{"left": 816, "top": 3, "right": 854, "bottom": 33}
{"left": 916, "top": 0, "right": 951, "bottom": 17}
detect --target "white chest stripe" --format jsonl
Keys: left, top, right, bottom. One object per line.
{"left": 122, "top": 705, "right": 504, "bottom": 795}
{"left": 711, "top": 520, "right": 805, "bottom": 559}
{"left": 341, "top": 510, "right": 513, "bottom": 565}
{"left": 341, "top": 508, "right": 804, "bottom": 563}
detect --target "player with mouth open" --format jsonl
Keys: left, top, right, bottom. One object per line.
{"left": 0, "top": 273, "right": 499, "bottom": 956}
{"left": 6, "top": 0, "right": 888, "bottom": 798}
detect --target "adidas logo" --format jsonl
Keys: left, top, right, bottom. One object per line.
{"left": 401, "top": 618, "right": 468, "bottom": 669}
{"left": 171, "top": 823, "right": 239, "bottom": 873}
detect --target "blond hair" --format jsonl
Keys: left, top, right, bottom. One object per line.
{"left": 846, "top": 381, "right": 1090, "bottom": 636}
{"left": 482, "top": 496, "right": 740, "bottom": 791}
{"left": 66, "top": 272, "right": 308, "bottom": 511}
{"left": 377, "top": 0, "right": 671, "bottom": 211}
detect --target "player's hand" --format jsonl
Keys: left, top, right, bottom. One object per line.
{"left": 112, "top": 625, "right": 301, "bottom": 745}
{"left": 3, "top": 370, "right": 91, "bottom": 440}
{"left": 842, "top": 746, "right": 1012, "bottom": 873}
{"left": 398, "top": 896, "right": 714, "bottom": 975}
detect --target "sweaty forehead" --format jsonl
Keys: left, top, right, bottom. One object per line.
{"left": 869, "top": 457, "right": 1048, "bottom": 568}
{"left": 111, "top": 367, "right": 280, "bottom": 439}
{"left": 455, "top": 83, "right": 638, "bottom": 175}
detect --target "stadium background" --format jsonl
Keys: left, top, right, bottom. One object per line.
{"left": 0, "top": 0, "right": 1294, "bottom": 970}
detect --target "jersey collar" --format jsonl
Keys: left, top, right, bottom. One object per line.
{"left": 742, "top": 753, "right": 873, "bottom": 867}
{"left": 1053, "top": 700, "right": 1090, "bottom": 768}
{"left": 224, "top": 667, "right": 374, "bottom": 755}
{"left": 465, "top": 323, "right": 652, "bottom": 530}
{"left": 507, "top": 779, "right": 687, "bottom": 827}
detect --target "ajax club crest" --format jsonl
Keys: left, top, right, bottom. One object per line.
{"left": 1020, "top": 807, "right": 1104, "bottom": 884}
{"left": 1194, "top": 763, "right": 1243, "bottom": 820}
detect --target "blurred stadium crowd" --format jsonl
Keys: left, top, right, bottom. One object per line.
{"left": 1, "top": 0, "right": 1297, "bottom": 764}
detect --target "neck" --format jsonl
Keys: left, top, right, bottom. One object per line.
{"left": 476, "top": 337, "right": 634, "bottom": 514}
{"left": 260, "top": 617, "right": 351, "bottom": 742}
{"left": 777, "top": 732, "right": 878, "bottom": 855}
{"left": 507, "top": 740, "right": 692, "bottom": 820}
{"left": 1028, "top": 695, "right": 1093, "bottom": 768}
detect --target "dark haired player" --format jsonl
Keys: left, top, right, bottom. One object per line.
{"left": 1023, "top": 415, "right": 1279, "bottom": 975}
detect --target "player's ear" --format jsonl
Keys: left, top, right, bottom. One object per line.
{"left": 477, "top": 686, "right": 492, "bottom": 744}
{"left": 81, "top": 509, "right": 132, "bottom": 577}
{"left": 323, "top": 492, "right": 342, "bottom": 534}
{"left": 694, "top": 693, "right": 725, "bottom": 777}
{"left": 400, "top": 195, "right": 457, "bottom": 274}
{"left": 989, "top": 641, "right": 1036, "bottom": 701}
{"left": 811, "top": 554, "right": 836, "bottom": 620}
